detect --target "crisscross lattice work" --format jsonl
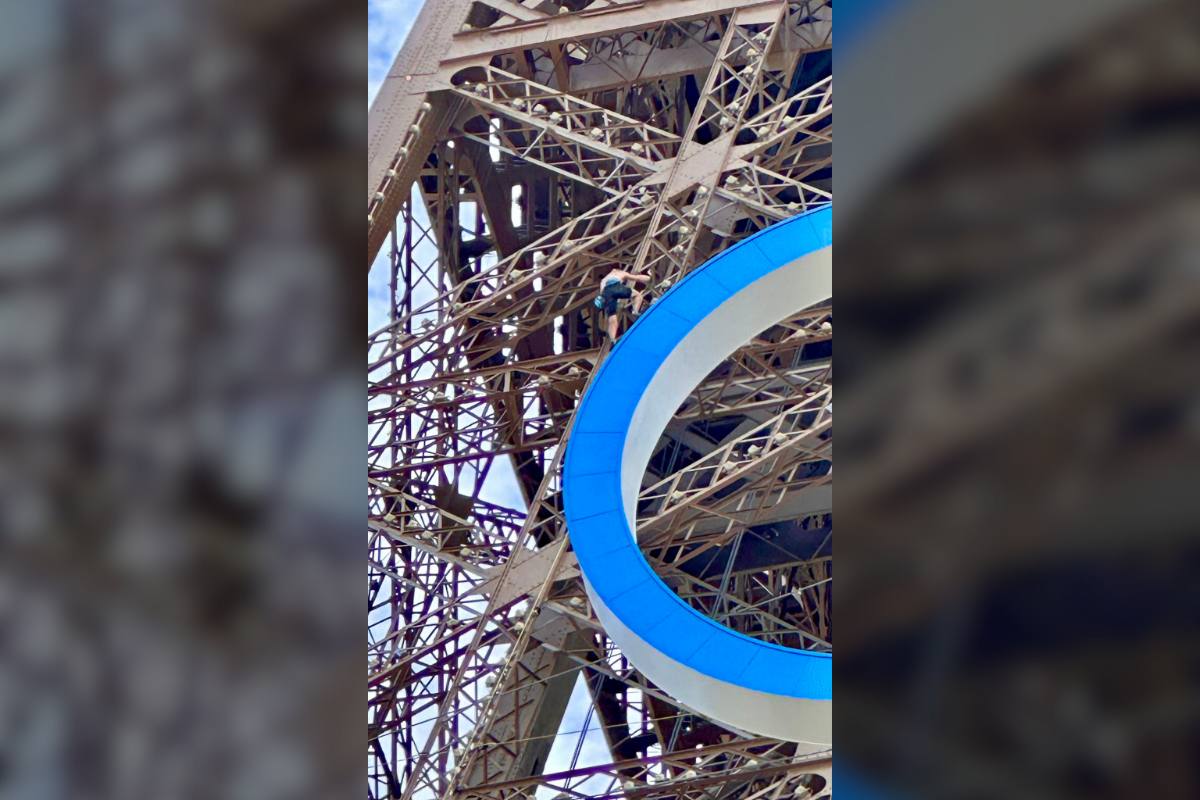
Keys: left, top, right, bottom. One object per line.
{"left": 369, "top": 2, "right": 832, "bottom": 798}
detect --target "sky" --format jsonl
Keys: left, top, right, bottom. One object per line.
{"left": 367, "top": 0, "right": 414, "bottom": 331}
{"left": 368, "top": 0, "right": 422, "bottom": 103}
{"left": 367, "top": 4, "right": 619, "bottom": 791}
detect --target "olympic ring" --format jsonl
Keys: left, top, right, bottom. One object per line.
{"left": 563, "top": 208, "right": 832, "bottom": 743}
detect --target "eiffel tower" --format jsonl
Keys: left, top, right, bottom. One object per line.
{"left": 368, "top": 3, "right": 832, "bottom": 797}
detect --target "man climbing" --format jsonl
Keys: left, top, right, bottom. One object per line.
{"left": 594, "top": 267, "right": 650, "bottom": 340}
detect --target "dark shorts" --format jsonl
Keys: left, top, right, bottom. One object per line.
{"left": 601, "top": 281, "right": 632, "bottom": 316}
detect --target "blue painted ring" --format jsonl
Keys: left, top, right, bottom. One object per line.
{"left": 563, "top": 208, "right": 832, "bottom": 743}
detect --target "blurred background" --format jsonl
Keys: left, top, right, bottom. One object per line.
{"left": 837, "top": 0, "right": 1200, "bottom": 797}
{"left": 2, "top": 0, "right": 1199, "bottom": 798}
{"left": 0, "top": 1, "right": 365, "bottom": 798}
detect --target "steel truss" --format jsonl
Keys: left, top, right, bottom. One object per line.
{"left": 369, "top": 2, "right": 832, "bottom": 798}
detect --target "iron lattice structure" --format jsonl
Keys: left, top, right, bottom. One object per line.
{"left": 368, "top": 2, "right": 832, "bottom": 798}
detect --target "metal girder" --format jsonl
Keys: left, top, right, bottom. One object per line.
{"left": 368, "top": 0, "right": 832, "bottom": 267}
{"left": 443, "top": 0, "right": 781, "bottom": 65}
{"left": 369, "top": 2, "right": 832, "bottom": 798}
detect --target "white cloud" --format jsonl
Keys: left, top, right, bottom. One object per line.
{"left": 368, "top": 0, "right": 423, "bottom": 103}
{"left": 480, "top": 459, "right": 526, "bottom": 510}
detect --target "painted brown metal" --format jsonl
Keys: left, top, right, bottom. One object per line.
{"left": 368, "top": 2, "right": 832, "bottom": 798}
